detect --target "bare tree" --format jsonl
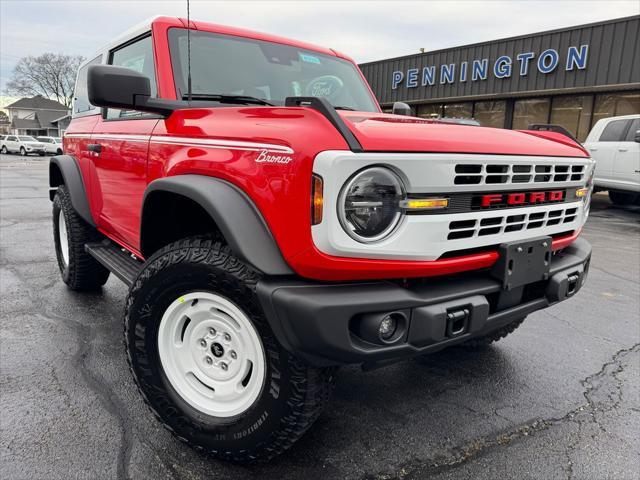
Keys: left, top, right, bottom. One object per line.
{"left": 5, "top": 53, "right": 84, "bottom": 108}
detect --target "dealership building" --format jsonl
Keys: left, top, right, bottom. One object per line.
{"left": 359, "top": 15, "right": 639, "bottom": 141}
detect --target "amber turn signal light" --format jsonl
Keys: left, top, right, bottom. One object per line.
{"left": 399, "top": 198, "right": 449, "bottom": 210}
{"left": 311, "top": 174, "right": 324, "bottom": 225}
{"left": 576, "top": 187, "right": 589, "bottom": 198}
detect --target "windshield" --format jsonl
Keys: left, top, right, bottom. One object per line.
{"left": 19, "top": 136, "right": 36, "bottom": 142}
{"left": 169, "top": 28, "right": 379, "bottom": 112}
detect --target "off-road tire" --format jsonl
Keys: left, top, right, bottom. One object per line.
{"left": 124, "top": 236, "right": 336, "bottom": 463}
{"left": 609, "top": 190, "right": 639, "bottom": 206}
{"left": 458, "top": 317, "right": 525, "bottom": 349}
{"left": 53, "top": 185, "right": 110, "bottom": 290}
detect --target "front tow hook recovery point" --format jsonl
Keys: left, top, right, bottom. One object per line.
{"left": 446, "top": 308, "right": 470, "bottom": 338}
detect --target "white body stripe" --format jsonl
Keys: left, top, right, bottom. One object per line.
{"left": 64, "top": 133, "right": 294, "bottom": 154}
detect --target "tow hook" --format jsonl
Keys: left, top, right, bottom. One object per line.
{"left": 446, "top": 307, "right": 470, "bottom": 338}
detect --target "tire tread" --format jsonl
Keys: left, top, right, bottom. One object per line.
{"left": 124, "top": 236, "right": 335, "bottom": 463}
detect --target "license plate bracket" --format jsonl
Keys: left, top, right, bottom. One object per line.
{"left": 491, "top": 236, "right": 552, "bottom": 290}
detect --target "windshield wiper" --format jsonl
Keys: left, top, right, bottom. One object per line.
{"left": 333, "top": 106, "right": 355, "bottom": 111}
{"left": 181, "top": 93, "right": 275, "bottom": 106}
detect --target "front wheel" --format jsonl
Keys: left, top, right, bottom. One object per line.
{"left": 125, "top": 237, "right": 335, "bottom": 462}
{"left": 19, "top": 147, "right": 26, "bottom": 156}
{"left": 609, "top": 190, "right": 639, "bottom": 206}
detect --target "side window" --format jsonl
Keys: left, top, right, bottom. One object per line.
{"left": 8, "top": 136, "right": 16, "bottom": 141}
{"left": 599, "top": 119, "right": 630, "bottom": 142}
{"left": 623, "top": 119, "right": 640, "bottom": 141}
{"left": 107, "top": 34, "right": 156, "bottom": 119}
{"left": 73, "top": 55, "right": 103, "bottom": 116}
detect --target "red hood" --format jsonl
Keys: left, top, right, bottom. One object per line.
{"left": 339, "top": 112, "right": 588, "bottom": 157}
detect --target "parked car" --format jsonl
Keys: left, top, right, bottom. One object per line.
{"left": 584, "top": 114, "right": 640, "bottom": 205}
{"left": 37, "top": 136, "right": 63, "bottom": 155}
{"left": 50, "top": 15, "right": 593, "bottom": 462}
{"left": 1, "top": 135, "right": 46, "bottom": 156}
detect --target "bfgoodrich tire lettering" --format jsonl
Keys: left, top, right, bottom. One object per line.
{"left": 124, "top": 237, "right": 335, "bottom": 462}
{"left": 53, "top": 185, "right": 110, "bottom": 290}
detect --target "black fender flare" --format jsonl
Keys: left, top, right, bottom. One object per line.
{"left": 141, "top": 175, "right": 293, "bottom": 276}
{"left": 49, "top": 155, "right": 95, "bottom": 226}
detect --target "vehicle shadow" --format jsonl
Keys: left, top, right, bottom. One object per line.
{"left": 223, "top": 345, "right": 524, "bottom": 479}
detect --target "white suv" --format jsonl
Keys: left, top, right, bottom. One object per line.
{"left": 0, "top": 135, "right": 47, "bottom": 156}
{"left": 37, "top": 136, "right": 63, "bottom": 155}
{"left": 584, "top": 114, "right": 640, "bottom": 206}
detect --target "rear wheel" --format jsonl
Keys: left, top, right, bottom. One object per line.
{"left": 125, "top": 237, "right": 335, "bottom": 463}
{"left": 1, "top": 146, "right": 7, "bottom": 154}
{"left": 53, "top": 185, "right": 110, "bottom": 290}
{"left": 458, "top": 317, "right": 525, "bottom": 349}
{"left": 609, "top": 190, "right": 639, "bottom": 206}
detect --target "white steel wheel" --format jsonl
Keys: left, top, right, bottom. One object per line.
{"left": 58, "top": 209, "right": 69, "bottom": 267}
{"left": 158, "top": 291, "right": 266, "bottom": 418}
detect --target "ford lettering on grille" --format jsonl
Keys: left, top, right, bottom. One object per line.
{"left": 480, "top": 190, "right": 564, "bottom": 208}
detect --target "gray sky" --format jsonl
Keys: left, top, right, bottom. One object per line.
{"left": 1, "top": 0, "right": 639, "bottom": 93}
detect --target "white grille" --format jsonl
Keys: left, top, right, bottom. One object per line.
{"left": 454, "top": 163, "right": 585, "bottom": 185}
{"left": 448, "top": 206, "right": 579, "bottom": 240}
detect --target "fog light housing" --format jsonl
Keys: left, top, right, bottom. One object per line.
{"left": 351, "top": 311, "right": 408, "bottom": 345}
{"left": 378, "top": 315, "right": 397, "bottom": 340}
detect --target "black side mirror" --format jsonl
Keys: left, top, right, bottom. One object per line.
{"left": 634, "top": 130, "right": 640, "bottom": 143}
{"left": 392, "top": 101, "right": 412, "bottom": 116}
{"left": 87, "top": 65, "right": 178, "bottom": 116}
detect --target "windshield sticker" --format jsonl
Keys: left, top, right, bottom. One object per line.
{"left": 299, "top": 53, "right": 321, "bottom": 65}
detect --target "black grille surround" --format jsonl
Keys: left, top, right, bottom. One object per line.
{"left": 405, "top": 187, "right": 581, "bottom": 215}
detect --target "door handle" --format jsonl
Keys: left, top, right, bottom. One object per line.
{"left": 618, "top": 147, "right": 628, "bottom": 152}
{"left": 588, "top": 147, "right": 597, "bottom": 151}
{"left": 87, "top": 143, "right": 102, "bottom": 154}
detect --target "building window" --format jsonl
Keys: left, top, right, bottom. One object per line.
{"left": 550, "top": 95, "right": 593, "bottom": 142}
{"left": 416, "top": 104, "right": 442, "bottom": 119}
{"left": 593, "top": 92, "right": 640, "bottom": 126}
{"left": 473, "top": 101, "right": 506, "bottom": 129}
{"left": 443, "top": 103, "right": 472, "bottom": 118}
{"left": 512, "top": 98, "right": 551, "bottom": 130}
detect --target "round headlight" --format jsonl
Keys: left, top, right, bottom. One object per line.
{"left": 338, "top": 167, "right": 404, "bottom": 242}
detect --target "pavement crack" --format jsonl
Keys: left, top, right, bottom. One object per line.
{"left": 365, "top": 343, "right": 640, "bottom": 480}
{"left": 33, "top": 310, "right": 135, "bottom": 480}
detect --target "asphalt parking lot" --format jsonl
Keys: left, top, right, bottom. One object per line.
{"left": 1, "top": 153, "right": 638, "bottom": 480}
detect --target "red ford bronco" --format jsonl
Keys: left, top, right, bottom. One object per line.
{"left": 50, "top": 16, "right": 593, "bottom": 462}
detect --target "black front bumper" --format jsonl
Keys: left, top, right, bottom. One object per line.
{"left": 257, "top": 238, "right": 591, "bottom": 367}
